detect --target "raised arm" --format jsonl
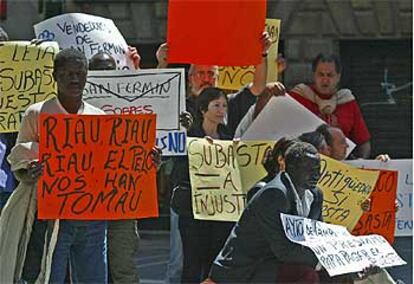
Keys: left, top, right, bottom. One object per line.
{"left": 249, "top": 32, "right": 272, "bottom": 95}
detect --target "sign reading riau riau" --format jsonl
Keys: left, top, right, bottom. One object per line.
{"left": 83, "top": 69, "right": 186, "bottom": 156}
{"left": 39, "top": 114, "right": 158, "bottom": 220}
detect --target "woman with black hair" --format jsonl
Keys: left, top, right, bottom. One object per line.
{"left": 171, "top": 87, "right": 235, "bottom": 283}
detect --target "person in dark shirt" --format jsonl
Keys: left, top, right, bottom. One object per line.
{"left": 172, "top": 88, "right": 235, "bottom": 283}
{"left": 209, "top": 141, "right": 322, "bottom": 283}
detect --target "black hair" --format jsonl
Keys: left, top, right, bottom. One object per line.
{"left": 89, "top": 51, "right": 116, "bottom": 71}
{"left": 262, "top": 137, "right": 298, "bottom": 177}
{"left": 285, "top": 142, "right": 320, "bottom": 171}
{"left": 312, "top": 53, "right": 342, "bottom": 74}
{"left": 315, "top": 124, "right": 334, "bottom": 147}
{"left": 0, "top": 26, "right": 8, "bottom": 41}
{"left": 298, "top": 131, "right": 326, "bottom": 152}
{"left": 196, "top": 87, "right": 227, "bottom": 121}
{"left": 54, "top": 48, "right": 88, "bottom": 72}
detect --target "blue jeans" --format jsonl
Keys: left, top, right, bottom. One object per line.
{"left": 165, "top": 209, "right": 183, "bottom": 284}
{"left": 49, "top": 221, "right": 107, "bottom": 283}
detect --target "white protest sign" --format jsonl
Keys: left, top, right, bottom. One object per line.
{"left": 241, "top": 96, "right": 356, "bottom": 157}
{"left": 281, "top": 213, "right": 406, "bottom": 277}
{"left": 34, "top": 13, "right": 134, "bottom": 69}
{"left": 347, "top": 159, "right": 413, "bottom": 237}
{"left": 83, "top": 69, "right": 186, "bottom": 156}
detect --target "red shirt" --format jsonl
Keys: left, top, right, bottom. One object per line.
{"left": 289, "top": 87, "right": 371, "bottom": 145}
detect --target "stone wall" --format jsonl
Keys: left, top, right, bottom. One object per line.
{"left": 267, "top": 0, "right": 412, "bottom": 87}
{"left": 0, "top": 0, "right": 42, "bottom": 40}
{"left": 67, "top": 0, "right": 412, "bottom": 88}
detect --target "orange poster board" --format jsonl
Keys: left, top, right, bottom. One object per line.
{"left": 352, "top": 170, "right": 398, "bottom": 243}
{"left": 38, "top": 114, "right": 158, "bottom": 220}
{"left": 167, "top": 0, "right": 266, "bottom": 66}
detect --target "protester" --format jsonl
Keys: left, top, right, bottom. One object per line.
{"left": 247, "top": 137, "right": 298, "bottom": 202}
{"left": 315, "top": 124, "right": 391, "bottom": 162}
{"left": 314, "top": 124, "right": 349, "bottom": 160}
{"left": 171, "top": 88, "right": 234, "bottom": 283}
{"left": 156, "top": 32, "right": 271, "bottom": 126}
{"left": 314, "top": 124, "right": 398, "bottom": 214}
{"left": 0, "top": 49, "right": 107, "bottom": 283}
{"left": 89, "top": 51, "right": 142, "bottom": 284}
{"left": 235, "top": 54, "right": 371, "bottom": 159}
{"left": 88, "top": 51, "right": 163, "bottom": 284}
{"left": 297, "top": 127, "right": 397, "bottom": 283}
{"left": 159, "top": 32, "right": 272, "bottom": 283}
{"left": 298, "top": 130, "right": 331, "bottom": 157}
{"left": 208, "top": 141, "right": 322, "bottom": 283}
{"left": 290, "top": 53, "right": 371, "bottom": 158}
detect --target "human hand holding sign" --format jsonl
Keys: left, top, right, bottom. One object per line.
{"left": 16, "top": 160, "right": 44, "bottom": 183}
{"left": 150, "top": 146, "right": 162, "bottom": 168}
{"left": 261, "top": 31, "right": 272, "bottom": 56}
{"left": 156, "top": 42, "right": 168, "bottom": 68}
{"left": 128, "top": 45, "right": 141, "bottom": 70}
{"left": 266, "top": 81, "right": 286, "bottom": 97}
{"left": 179, "top": 111, "right": 193, "bottom": 130}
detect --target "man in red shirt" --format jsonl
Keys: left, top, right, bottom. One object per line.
{"left": 289, "top": 54, "right": 371, "bottom": 158}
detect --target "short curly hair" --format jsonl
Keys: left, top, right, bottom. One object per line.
{"left": 54, "top": 48, "right": 88, "bottom": 72}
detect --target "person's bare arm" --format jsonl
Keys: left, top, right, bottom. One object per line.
{"left": 253, "top": 82, "right": 286, "bottom": 119}
{"left": 249, "top": 32, "right": 272, "bottom": 95}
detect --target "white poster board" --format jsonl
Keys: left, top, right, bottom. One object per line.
{"left": 241, "top": 96, "right": 356, "bottom": 156}
{"left": 34, "top": 13, "right": 134, "bottom": 69}
{"left": 83, "top": 69, "right": 186, "bottom": 156}
{"left": 347, "top": 159, "right": 413, "bottom": 237}
{"left": 280, "top": 213, "right": 406, "bottom": 277}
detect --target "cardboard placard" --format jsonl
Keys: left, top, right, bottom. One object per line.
{"left": 0, "top": 41, "right": 58, "bottom": 133}
{"left": 38, "top": 114, "right": 158, "bottom": 219}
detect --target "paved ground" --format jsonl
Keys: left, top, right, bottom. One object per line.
{"left": 137, "top": 231, "right": 413, "bottom": 284}
{"left": 138, "top": 232, "right": 169, "bottom": 284}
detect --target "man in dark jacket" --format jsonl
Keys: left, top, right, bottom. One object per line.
{"left": 209, "top": 142, "right": 321, "bottom": 283}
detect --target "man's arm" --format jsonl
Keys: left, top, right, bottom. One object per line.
{"left": 8, "top": 107, "right": 41, "bottom": 182}
{"left": 249, "top": 32, "right": 271, "bottom": 95}
{"left": 254, "top": 189, "right": 318, "bottom": 267}
{"left": 253, "top": 82, "right": 285, "bottom": 119}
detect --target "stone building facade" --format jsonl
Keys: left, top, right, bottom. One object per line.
{"left": 1, "top": 0, "right": 413, "bottom": 157}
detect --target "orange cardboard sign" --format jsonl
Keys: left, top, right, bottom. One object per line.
{"left": 38, "top": 114, "right": 158, "bottom": 220}
{"left": 167, "top": 0, "right": 266, "bottom": 66}
{"left": 352, "top": 170, "right": 398, "bottom": 243}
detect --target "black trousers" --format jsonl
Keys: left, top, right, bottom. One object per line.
{"left": 178, "top": 216, "right": 234, "bottom": 284}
